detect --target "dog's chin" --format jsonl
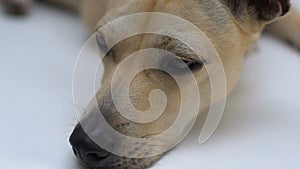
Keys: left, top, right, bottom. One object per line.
{"left": 76, "top": 154, "right": 161, "bottom": 169}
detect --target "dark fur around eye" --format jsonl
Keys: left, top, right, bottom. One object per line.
{"left": 186, "top": 61, "right": 203, "bottom": 71}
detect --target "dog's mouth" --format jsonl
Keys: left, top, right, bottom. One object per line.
{"left": 69, "top": 123, "right": 162, "bottom": 169}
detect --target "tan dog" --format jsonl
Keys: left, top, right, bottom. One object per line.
{"left": 3, "top": 0, "right": 300, "bottom": 168}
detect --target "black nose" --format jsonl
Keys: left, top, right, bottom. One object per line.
{"left": 69, "top": 124, "right": 110, "bottom": 165}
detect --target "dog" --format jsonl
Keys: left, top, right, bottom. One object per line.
{"left": 2, "top": 0, "right": 300, "bottom": 168}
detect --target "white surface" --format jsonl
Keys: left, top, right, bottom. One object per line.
{"left": 1, "top": 2, "right": 300, "bottom": 169}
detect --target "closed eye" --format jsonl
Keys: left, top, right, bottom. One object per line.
{"left": 165, "top": 57, "right": 204, "bottom": 74}
{"left": 183, "top": 60, "right": 204, "bottom": 71}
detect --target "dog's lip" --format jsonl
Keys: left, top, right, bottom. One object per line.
{"left": 77, "top": 154, "right": 113, "bottom": 169}
{"left": 278, "top": 0, "right": 291, "bottom": 16}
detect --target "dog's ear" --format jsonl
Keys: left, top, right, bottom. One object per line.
{"left": 248, "top": 0, "right": 291, "bottom": 21}
{"left": 222, "top": 0, "right": 291, "bottom": 23}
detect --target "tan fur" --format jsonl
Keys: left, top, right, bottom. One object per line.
{"left": 3, "top": 0, "right": 300, "bottom": 168}
{"left": 77, "top": 1, "right": 300, "bottom": 168}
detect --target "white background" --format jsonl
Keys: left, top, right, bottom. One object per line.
{"left": 0, "top": 2, "right": 300, "bottom": 169}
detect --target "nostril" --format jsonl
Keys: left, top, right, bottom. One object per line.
{"left": 70, "top": 124, "right": 111, "bottom": 164}
{"left": 72, "top": 148, "right": 78, "bottom": 157}
{"left": 86, "top": 151, "right": 110, "bottom": 162}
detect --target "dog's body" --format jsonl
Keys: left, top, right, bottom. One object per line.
{"left": 3, "top": 0, "right": 300, "bottom": 168}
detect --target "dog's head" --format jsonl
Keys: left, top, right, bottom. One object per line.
{"left": 70, "top": 0, "right": 290, "bottom": 168}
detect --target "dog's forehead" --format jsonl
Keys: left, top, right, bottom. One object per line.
{"left": 100, "top": 31, "right": 204, "bottom": 63}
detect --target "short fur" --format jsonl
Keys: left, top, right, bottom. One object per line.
{"left": 2, "top": 0, "right": 300, "bottom": 168}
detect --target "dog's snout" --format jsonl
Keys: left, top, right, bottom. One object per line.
{"left": 69, "top": 124, "right": 110, "bottom": 165}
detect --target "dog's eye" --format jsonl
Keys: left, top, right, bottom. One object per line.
{"left": 96, "top": 34, "right": 108, "bottom": 51}
{"left": 166, "top": 58, "right": 203, "bottom": 74}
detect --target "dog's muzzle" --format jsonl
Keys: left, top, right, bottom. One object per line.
{"left": 69, "top": 124, "right": 111, "bottom": 167}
